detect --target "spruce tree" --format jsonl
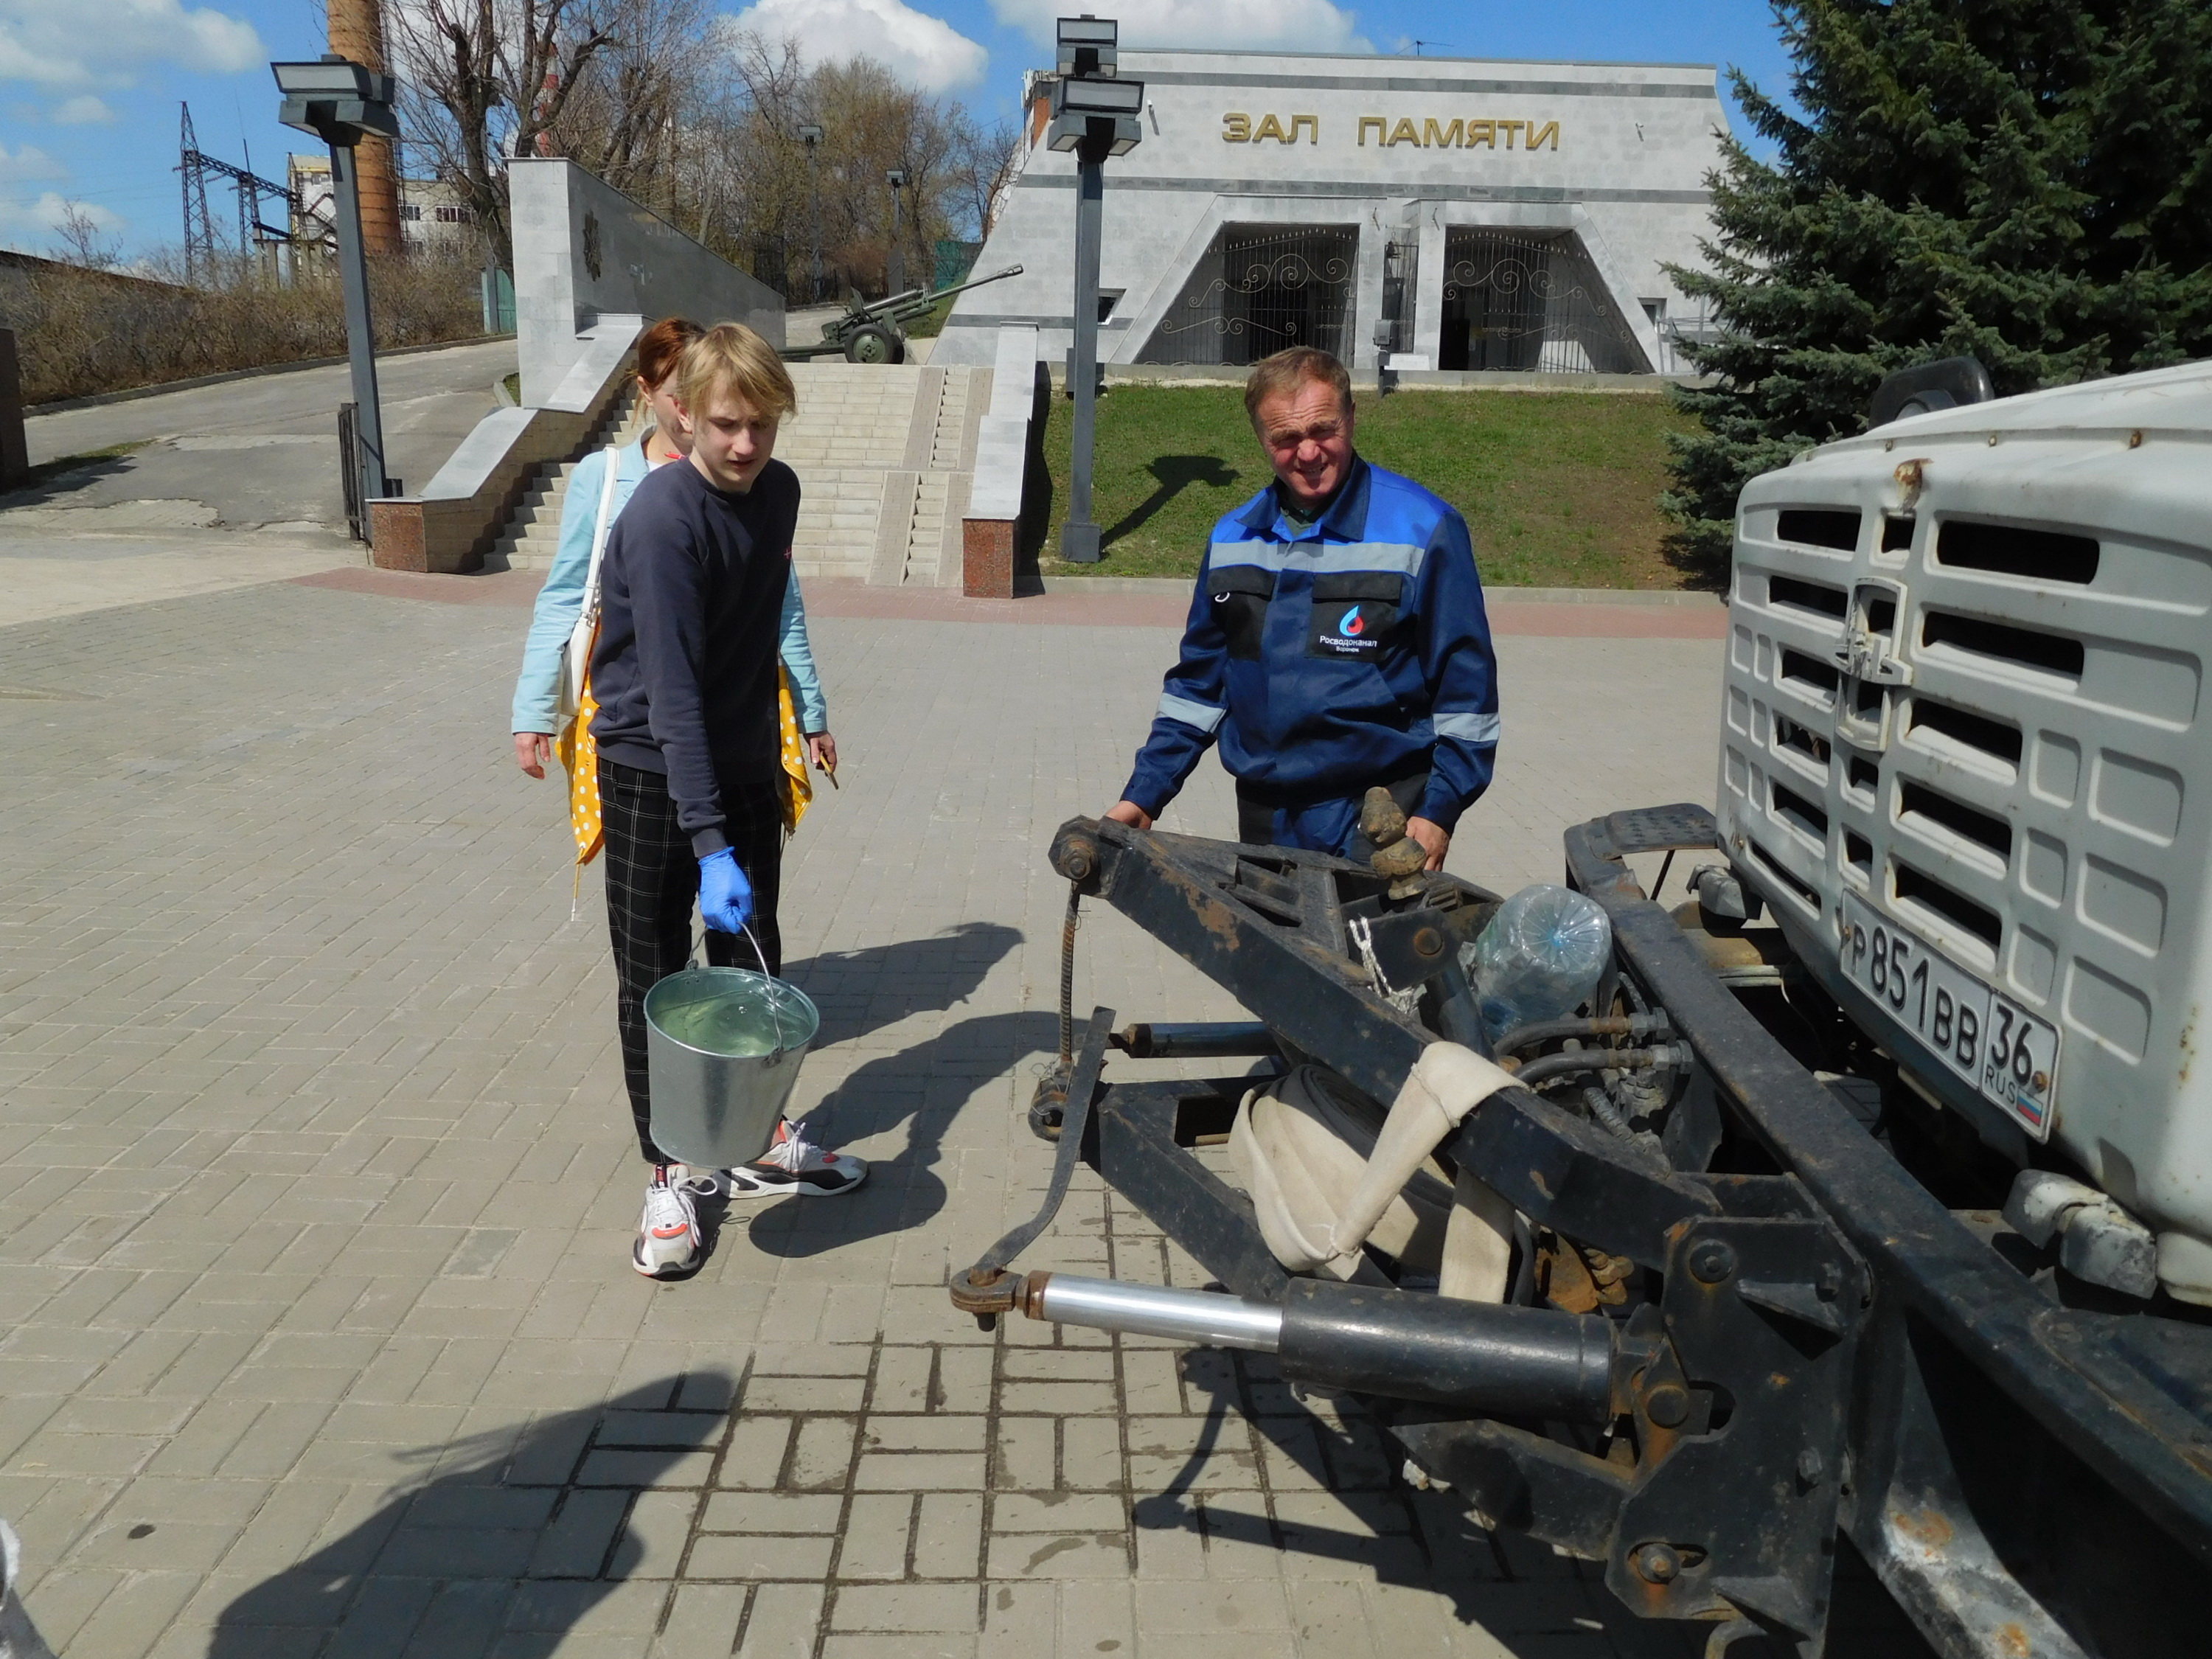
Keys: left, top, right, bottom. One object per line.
{"left": 1664, "top": 0, "right": 2212, "bottom": 575}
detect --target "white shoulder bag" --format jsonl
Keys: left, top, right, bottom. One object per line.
{"left": 555, "top": 446, "right": 625, "bottom": 720}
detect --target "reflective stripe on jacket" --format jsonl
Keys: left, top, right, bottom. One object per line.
{"left": 1121, "top": 456, "right": 1500, "bottom": 832}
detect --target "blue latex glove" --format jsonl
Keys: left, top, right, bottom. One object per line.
{"left": 698, "top": 849, "right": 754, "bottom": 934}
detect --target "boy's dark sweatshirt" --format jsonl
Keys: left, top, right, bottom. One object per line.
{"left": 589, "top": 456, "right": 799, "bottom": 857}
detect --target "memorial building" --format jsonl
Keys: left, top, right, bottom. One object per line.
{"left": 933, "top": 49, "right": 1731, "bottom": 380}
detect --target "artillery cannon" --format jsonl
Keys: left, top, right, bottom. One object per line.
{"left": 781, "top": 263, "right": 1023, "bottom": 365}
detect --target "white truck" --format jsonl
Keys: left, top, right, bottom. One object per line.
{"left": 1725, "top": 358, "right": 2212, "bottom": 1307}
{"left": 953, "top": 357, "right": 2212, "bottom": 1658}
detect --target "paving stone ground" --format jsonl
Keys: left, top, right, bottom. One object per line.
{"left": 1, "top": 576, "right": 1732, "bottom": 1658}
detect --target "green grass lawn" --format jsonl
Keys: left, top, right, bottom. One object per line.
{"left": 1038, "top": 385, "right": 1697, "bottom": 588}
{"left": 904, "top": 295, "right": 956, "bottom": 339}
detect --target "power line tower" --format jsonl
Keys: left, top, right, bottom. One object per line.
{"left": 238, "top": 139, "right": 257, "bottom": 257}
{"left": 177, "top": 103, "right": 332, "bottom": 286}
{"left": 178, "top": 102, "right": 216, "bottom": 285}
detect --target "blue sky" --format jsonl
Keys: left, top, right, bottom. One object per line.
{"left": 4, "top": 0, "right": 1795, "bottom": 260}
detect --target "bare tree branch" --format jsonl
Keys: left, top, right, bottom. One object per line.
{"left": 391, "top": 13, "right": 1007, "bottom": 297}
{"left": 47, "top": 201, "right": 121, "bottom": 271}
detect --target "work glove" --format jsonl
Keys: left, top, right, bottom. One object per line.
{"left": 698, "top": 849, "right": 754, "bottom": 934}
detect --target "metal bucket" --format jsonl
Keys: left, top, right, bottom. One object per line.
{"left": 644, "top": 967, "right": 820, "bottom": 1169}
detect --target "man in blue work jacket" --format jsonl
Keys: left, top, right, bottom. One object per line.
{"left": 1105, "top": 347, "right": 1499, "bottom": 869}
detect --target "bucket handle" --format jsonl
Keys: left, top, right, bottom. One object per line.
{"left": 691, "top": 926, "right": 793, "bottom": 1055}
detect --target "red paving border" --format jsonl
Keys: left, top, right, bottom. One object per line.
{"left": 294, "top": 567, "right": 1727, "bottom": 639}
{"left": 293, "top": 566, "right": 545, "bottom": 606}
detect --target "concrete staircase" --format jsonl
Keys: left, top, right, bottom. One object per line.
{"left": 779, "top": 362, "right": 990, "bottom": 587}
{"left": 480, "top": 400, "right": 650, "bottom": 574}
{"left": 481, "top": 359, "right": 993, "bottom": 586}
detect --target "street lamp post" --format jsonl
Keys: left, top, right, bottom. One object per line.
{"left": 274, "top": 54, "right": 400, "bottom": 529}
{"left": 1048, "top": 16, "right": 1143, "bottom": 565}
{"left": 886, "top": 169, "right": 908, "bottom": 296}
{"left": 799, "top": 123, "right": 824, "bottom": 302}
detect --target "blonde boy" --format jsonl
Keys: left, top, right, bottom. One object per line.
{"left": 588, "top": 325, "right": 866, "bottom": 1277}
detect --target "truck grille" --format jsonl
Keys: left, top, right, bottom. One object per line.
{"left": 1721, "top": 409, "right": 2208, "bottom": 1189}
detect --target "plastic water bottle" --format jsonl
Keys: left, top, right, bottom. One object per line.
{"left": 1463, "top": 883, "right": 1613, "bottom": 1035}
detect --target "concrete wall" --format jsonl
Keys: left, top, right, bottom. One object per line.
{"left": 962, "top": 325, "right": 1045, "bottom": 598}
{"left": 369, "top": 321, "right": 637, "bottom": 574}
{"left": 935, "top": 49, "right": 1727, "bottom": 378}
{"left": 512, "top": 158, "right": 784, "bottom": 406}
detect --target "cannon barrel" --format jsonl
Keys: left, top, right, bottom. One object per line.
{"left": 790, "top": 264, "right": 1032, "bottom": 361}
{"left": 915, "top": 261, "right": 1023, "bottom": 304}
{"left": 848, "top": 262, "right": 1024, "bottom": 322}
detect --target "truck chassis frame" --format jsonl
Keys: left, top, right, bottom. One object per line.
{"left": 951, "top": 813, "right": 2212, "bottom": 1658}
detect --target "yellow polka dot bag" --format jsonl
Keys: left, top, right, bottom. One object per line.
{"left": 558, "top": 450, "right": 814, "bottom": 871}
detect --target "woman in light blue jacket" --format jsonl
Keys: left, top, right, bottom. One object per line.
{"left": 510, "top": 316, "right": 835, "bottom": 779}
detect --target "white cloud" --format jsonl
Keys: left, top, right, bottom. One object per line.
{"left": 0, "top": 0, "right": 263, "bottom": 91}
{"left": 729, "top": 0, "right": 988, "bottom": 94}
{"left": 991, "top": 0, "right": 1370, "bottom": 55}
{"left": 52, "top": 93, "right": 114, "bottom": 123}
{"left": 0, "top": 188, "right": 120, "bottom": 243}
{"left": 0, "top": 139, "right": 63, "bottom": 183}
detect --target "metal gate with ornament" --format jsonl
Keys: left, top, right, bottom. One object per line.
{"left": 1439, "top": 229, "right": 1646, "bottom": 373}
{"left": 1140, "top": 224, "right": 1360, "bottom": 366}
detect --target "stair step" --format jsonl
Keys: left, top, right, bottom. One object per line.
{"left": 490, "top": 364, "right": 952, "bottom": 580}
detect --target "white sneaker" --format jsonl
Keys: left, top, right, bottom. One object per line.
{"left": 632, "top": 1165, "right": 703, "bottom": 1277}
{"left": 724, "top": 1119, "right": 868, "bottom": 1200}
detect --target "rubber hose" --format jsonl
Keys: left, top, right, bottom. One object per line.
{"left": 1581, "top": 1082, "right": 1636, "bottom": 1142}
{"left": 1493, "top": 1012, "right": 1663, "bottom": 1055}
{"left": 1512, "top": 1045, "right": 1676, "bottom": 1088}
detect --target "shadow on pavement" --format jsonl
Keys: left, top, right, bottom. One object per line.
{"left": 783, "top": 921, "right": 1023, "bottom": 1051}
{"left": 745, "top": 1009, "right": 1057, "bottom": 1259}
{"left": 740, "top": 922, "right": 1034, "bottom": 1258}
{"left": 209, "top": 1375, "right": 728, "bottom": 1658}
{"left": 1129, "top": 1349, "right": 1441, "bottom": 1602}
{"left": 1150, "top": 1346, "right": 1927, "bottom": 1658}
{"left": 0, "top": 447, "right": 144, "bottom": 507}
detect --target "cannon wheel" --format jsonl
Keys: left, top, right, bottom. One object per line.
{"left": 844, "top": 323, "right": 904, "bottom": 366}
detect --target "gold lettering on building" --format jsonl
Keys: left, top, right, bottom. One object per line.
{"left": 1223, "top": 111, "right": 1321, "bottom": 144}
{"left": 1350, "top": 115, "right": 1562, "bottom": 152}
